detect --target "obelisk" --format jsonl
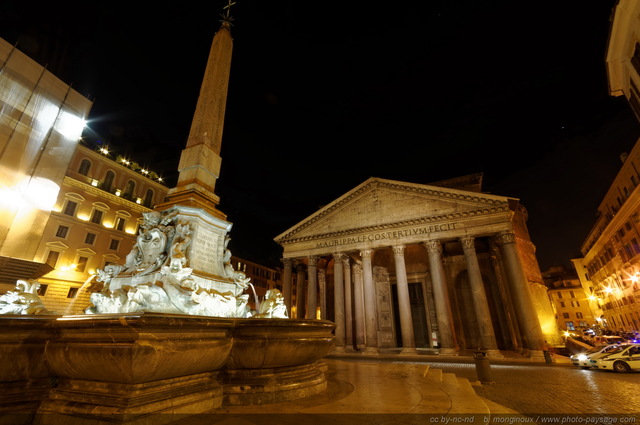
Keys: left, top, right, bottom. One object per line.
{"left": 157, "top": 9, "right": 233, "bottom": 220}
{"left": 154, "top": 5, "right": 240, "bottom": 292}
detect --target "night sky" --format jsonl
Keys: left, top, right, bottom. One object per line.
{"left": 2, "top": 1, "right": 639, "bottom": 270}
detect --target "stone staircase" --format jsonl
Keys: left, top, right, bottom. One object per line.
{"left": 422, "top": 365, "right": 523, "bottom": 416}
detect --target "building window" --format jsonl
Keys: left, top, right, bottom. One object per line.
{"left": 90, "top": 209, "right": 104, "bottom": 224}
{"left": 560, "top": 301, "right": 565, "bottom": 308}
{"left": 576, "top": 312, "right": 584, "bottom": 319}
{"left": 562, "top": 313, "right": 570, "bottom": 319}
{"left": 76, "top": 256, "right": 89, "bottom": 273}
{"left": 109, "top": 239, "right": 120, "bottom": 251}
{"left": 67, "top": 287, "right": 78, "bottom": 298}
{"left": 103, "top": 170, "right": 115, "bottom": 192}
{"left": 55, "top": 225, "right": 69, "bottom": 238}
{"left": 37, "top": 284, "right": 48, "bottom": 296}
{"left": 565, "top": 321, "right": 575, "bottom": 331}
{"left": 45, "top": 250, "right": 60, "bottom": 268}
{"left": 85, "top": 232, "right": 96, "bottom": 245}
{"left": 124, "top": 181, "right": 136, "bottom": 199}
{"left": 78, "top": 159, "right": 91, "bottom": 176}
{"left": 633, "top": 238, "right": 640, "bottom": 255}
{"left": 557, "top": 292, "right": 562, "bottom": 299}
{"left": 144, "top": 189, "right": 154, "bottom": 207}
{"left": 63, "top": 200, "right": 78, "bottom": 216}
{"left": 115, "top": 217, "right": 126, "bottom": 231}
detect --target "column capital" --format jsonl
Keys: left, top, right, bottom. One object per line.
{"left": 281, "top": 257, "right": 293, "bottom": 267}
{"left": 392, "top": 245, "right": 406, "bottom": 256}
{"left": 360, "top": 249, "right": 373, "bottom": 260}
{"left": 352, "top": 261, "right": 363, "bottom": 274}
{"left": 460, "top": 235, "right": 475, "bottom": 251}
{"left": 332, "top": 252, "right": 345, "bottom": 263}
{"left": 295, "top": 262, "right": 306, "bottom": 272}
{"left": 308, "top": 255, "right": 319, "bottom": 267}
{"left": 495, "top": 231, "right": 516, "bottom": 245}
{"left": 423, "top": 240, "right": 442, "bottom": 255}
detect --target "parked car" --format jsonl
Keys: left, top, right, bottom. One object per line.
{"left": 569, "top": 343, "right": 627, "bottom": 369}
{"left": 592, "top": 335, "right": 627, "bottom": 347}
{"left": 591, "top": 343, "right": 640, "bottom": 372}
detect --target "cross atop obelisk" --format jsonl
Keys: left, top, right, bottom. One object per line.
{"left": 159, "top": 1, "right": 235, "bottom": 219}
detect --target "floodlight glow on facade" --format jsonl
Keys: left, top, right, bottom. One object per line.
{"left": 23, "top": 177, "right": 60, "bottom": 211}
{"left": 54, "top": 110, "right": 86, "bottom": 140}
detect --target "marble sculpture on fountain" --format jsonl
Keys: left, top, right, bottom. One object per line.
{"left": 85, "top": 208, "right": 259, "bottom": 317}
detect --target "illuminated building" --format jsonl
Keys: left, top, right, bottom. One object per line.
{"left": 578, "top": 140, "right": 640, "bottom": 331}
{"left": 276, "top": 174, "right": 560, "bottom": 357}
{"left": 0, "top": 37, "right": 170, "bottom": 313}
{"left": 576, "top": 0, "right": 640, "bottom": 332}
{"left": 542, "top": 266, "right": 596, "bottom": 333}
{"left": 0, "top": 38, "right": 91, "bottom": 292}
{"left": 35, "top": 144, "right": 169, "bottom": 313}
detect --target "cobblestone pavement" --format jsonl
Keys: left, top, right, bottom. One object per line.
{"left": 427, "top": 360, "right": 640, "bottom": 416}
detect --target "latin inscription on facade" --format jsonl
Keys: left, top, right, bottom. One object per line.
{"left": 315, "top": 222, "right": 457, "bottom": 249}
{"left": 189, "top": 224, "right": 220, "bottom": 275}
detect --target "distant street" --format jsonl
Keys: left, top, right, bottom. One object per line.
{"left": 430, "top": 361, "right": 640, "bottom": 415}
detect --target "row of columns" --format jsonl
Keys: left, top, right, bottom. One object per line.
{"left": 281, "top": 231, "right": 546, "bottom": 356}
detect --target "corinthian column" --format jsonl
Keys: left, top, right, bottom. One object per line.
{"left": 306, "top": 256, "right": 319, "bottom": 319}
{"left": 392, "top": 245, "right": 417, "bottom": 354}
{"left": 318, "top": 267, "right": 327, "bottom": 319}
{"left": 332, "top": 253, "right": 346, "bottom": 351}
{"left": 360, "top": 249, "right": 378, "bottom": 353}
{"left": 495, "top": 231, "right": 545, "bottom": 356}
{"left": 424, "top": 240, "right": 458, "bottom": 354}
{"left": 490, "top": 246, "right": 521, "bottom": 351}
{"left": 295, "top": 262, "right": 306, "bottom": 319}
{"left": 281, "top": 257, "right": 293, "bottom": 315}
{"left": 352, "top": 261, "right": 366, "bottom": 350}
{"left": 343, "top": 256, "right": 354, "bottom": 350}
{"left": 460, "top": 236, "right": 501, "bottom": 357}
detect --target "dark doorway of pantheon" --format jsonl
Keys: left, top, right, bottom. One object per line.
{"left": 392, "top": 282, "right": 429, "bottom": 348}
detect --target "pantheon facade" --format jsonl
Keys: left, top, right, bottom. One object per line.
{"left": 274, "top": 174, "right": 560, "bottom": 358}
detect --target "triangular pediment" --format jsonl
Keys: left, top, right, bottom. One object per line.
{"left": 275, "top": 177, "right": 515, "bottom": 245}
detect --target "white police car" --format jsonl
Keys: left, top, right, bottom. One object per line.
{"left": 569, "top": 343, "right": 627, "bottom": 369}
{"left": 591, "top": 343, "right": 640, "bottom": 372}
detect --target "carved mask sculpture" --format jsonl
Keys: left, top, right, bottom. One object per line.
{"left": 136, "top": 228, "right": 167, "bottom": 273}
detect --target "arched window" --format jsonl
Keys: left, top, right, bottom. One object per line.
{"left": 103, "top": 171, "right": 115, "bottom": 192}
{"left": 144, "top": 189, "right": 154, "bottom": 207}
{"left": 78, "top": 159, "right": 91, "bottom": 176}
{"left": 124, "top": 180, "right": 136, "bottom": 199}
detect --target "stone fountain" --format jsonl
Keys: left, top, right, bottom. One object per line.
{"left": 0, "top": 9, "right": 335, "bottom": 425}
{"left": 0, "top": 202, "right": 335, "bottom": 425}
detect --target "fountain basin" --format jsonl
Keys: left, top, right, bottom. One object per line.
{"left": 25, "top": 313, "right": 335, "bottom": 423}
{"left": 226, "top": 318, "right": 335, "bottom": 369}
{"left": 45, "top": 313, "right": 234, "bottom": 383}
{"left": 223, "top": 318, "right": 335, "bottom": 406}
{"left": 0, "top": 316, "right": 56, "bottom": 424}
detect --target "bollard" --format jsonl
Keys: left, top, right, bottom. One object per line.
{"left": 473, "top": 351, "right": 494, "bottom": 384}
{"left": 543, "top": 350, "right": 553, "bottom": 364}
